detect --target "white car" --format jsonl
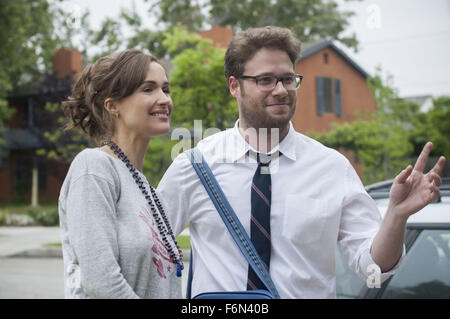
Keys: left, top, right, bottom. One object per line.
{"left": 336, "top": 178, "right": 450, "bottom": 299}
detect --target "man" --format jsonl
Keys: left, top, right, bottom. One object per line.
{"left": 157, "top": 26, "right": 446, "bottom": 298}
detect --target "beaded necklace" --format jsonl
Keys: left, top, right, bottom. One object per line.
{"left": 103, "top": 141, "right": 184, "bottom": 277}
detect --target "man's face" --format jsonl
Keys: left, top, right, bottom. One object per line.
{"left": 229, "top": 48, "right": 297, "bottom": 131}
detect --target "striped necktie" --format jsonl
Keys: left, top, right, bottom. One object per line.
{"left": 247, "top": 152, "right": 272, "bottom": 290}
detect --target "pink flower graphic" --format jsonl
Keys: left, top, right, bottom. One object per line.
{"left": 153, "top": 257, "right": 166, "bottom": 279}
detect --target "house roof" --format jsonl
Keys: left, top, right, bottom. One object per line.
{"left": 402, "top": 95, "right": 433, "bottom": 105}
{"left": 402, "top": 94, "right": 434, "bottom": 112}
{"left": 297, "top": 40, "right": 369, "bottom": 78}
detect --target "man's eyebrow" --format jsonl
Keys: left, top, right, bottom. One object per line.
{"left": 254, "top": 72, "right": 295, "bottom": 77}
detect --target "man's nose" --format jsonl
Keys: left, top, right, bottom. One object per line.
{"left": 272, "top": 80, "right": 288, "bottom": 96}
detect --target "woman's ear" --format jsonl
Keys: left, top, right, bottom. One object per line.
{"left": 104, "top": 98, "right": 120, "bottom": 118}
{"left": 228, "top": 76, "right": 241, "bottom": 99}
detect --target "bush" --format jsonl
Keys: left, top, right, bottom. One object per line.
{"left": 27, "top": 208, "right": 59, "bottom": 226}
{"left": 0, "top": 207, "right": 59, "bottom": 226}
{"left": 0, "top": 210, "right": 36, "bottom": 226}
{"left": 0, "top": 211, "right": 8, "bottom": 225}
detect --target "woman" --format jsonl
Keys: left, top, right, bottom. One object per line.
{"left": 58, "top": 49, "right": 183, "bottom": 298}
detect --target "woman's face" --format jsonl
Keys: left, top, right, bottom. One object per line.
{"left": 114, "top": 62, "right": 173, "bottom": 139}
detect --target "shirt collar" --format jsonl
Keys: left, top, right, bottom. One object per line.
{"left": 229, "top": 120, "right": 297, "bottom": 162}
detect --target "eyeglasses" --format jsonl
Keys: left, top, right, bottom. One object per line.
{"left": 239, "top": 74, "right": 303, "bottom": 91}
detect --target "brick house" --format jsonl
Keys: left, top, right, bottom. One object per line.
{"left": 294, "top": 40, "right": 376, "bottom": 134}
{"left": 0, "top": 48, "right": 82, "bottom": 204}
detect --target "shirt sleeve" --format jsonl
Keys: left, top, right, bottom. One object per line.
{"left": 157, "top": 153, "right": 191, "bottom": 237}
{"left": 338, "top": 162, "right": 405, "bottom": 283}
{"left": 65, "top": 174, "right": 139, "bottom": 299}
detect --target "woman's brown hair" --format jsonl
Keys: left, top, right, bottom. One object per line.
{"left": 62, "top": 49, "right": 160, "bottom": 144}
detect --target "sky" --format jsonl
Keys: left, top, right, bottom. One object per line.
{"left": 64, "top": 0, "right": 450, "bottom": 98}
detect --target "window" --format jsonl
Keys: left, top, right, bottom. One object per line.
{"left": 323, "top": 78, "right": 333, "bottom": 113}
{"left": 381, "top": 229, "right": 450, "bottom": 299}
{"left": 316, "top": 77, "right": 342, "bottom": 117}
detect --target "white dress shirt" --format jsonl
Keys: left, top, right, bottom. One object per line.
{"left": 157, "top": 121, "right": 403, "bottom": 298}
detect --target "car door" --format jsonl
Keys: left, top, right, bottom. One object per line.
{"left": 336, "top": 225, "right": 450, "bottom": 299}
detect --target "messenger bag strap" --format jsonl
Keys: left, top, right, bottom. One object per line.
{"left": 185, "top": 148, "right": 280, "bottom": 299}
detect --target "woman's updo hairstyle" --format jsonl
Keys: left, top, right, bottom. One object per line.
{"left": 62, "top": 49, "right": 160, "bottom": 144}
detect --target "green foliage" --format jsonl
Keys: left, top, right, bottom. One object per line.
{"left": 0, "top": 0, "right": 59, "bottom": 90}
{"left": 162, "top": 25, "right": 203, "bottom": 57}
{"left": 144, "top": 135, "right": 179, "bottom": 186}
{"left": 149, "top": 0, "right": 204, "bottom": 32}
{"left": 87, "top": 5, "right": 168, "bottom": 61}
{"left": 27, "top": 207, "right": 59, "bottom": 226}
{"left": 411, "top": 96, "right": 450, "bottom": 159}
{"left": 165, "top": 27, "right": 238, "bottom": 131}
{"left": 0, "top": 0, "right": 62, "bottom": 145}
{"left": 0, "top": 98, "right": 15, "bottom": 146}
{"left": 0, "top": 205, "right": 59, "bottom": 226}
{"left": 175, "top": 235, "right": 191, "bottom": 249}
{"left": 36, "top": 102, "right": 93, "bottom": 162}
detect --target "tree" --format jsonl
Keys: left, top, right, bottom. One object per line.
{"left": 148, "top": 0, "right": 204, "bottom": 32}
{"left": 148, "top": 0, "right": 358, "bottom": 49}
{"left": 164, "top": 26, "right": 238, "bottom": 131}
{"left": 144, "top": 136, "right": 179, "bottom": 185}
{"left": 411, "top": 96, "right": 450, "bottom": 159}
{"left": 0, "top": 0, "right": 62, "bottom": 145}
{"left": 88, "top": 6, "right": 171, "bottom": 61}
{"left": 0, "top": 0, "right": 60, "bottom": 89}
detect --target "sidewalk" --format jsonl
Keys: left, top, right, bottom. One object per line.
{"left": 0, "top": 226, "right": 190, "bottom": 259}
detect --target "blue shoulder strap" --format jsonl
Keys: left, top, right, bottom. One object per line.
{"left": 185, "top": 148, "right": 280, "bottom": 299}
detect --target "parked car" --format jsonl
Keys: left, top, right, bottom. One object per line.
{"left": 336, "top": 178, "right": 450, "bottom": 299}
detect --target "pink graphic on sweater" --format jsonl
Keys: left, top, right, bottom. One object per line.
{"left": 152, "top": 257, "right": 167, "bottom": 279}
{"left": 139, "top": 206, "right": 174, "bottom": 279}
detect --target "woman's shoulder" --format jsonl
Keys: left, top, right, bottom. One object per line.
{"left": 68, "top": 148, "right": 118, "bottom": 183}
{"left": 72, "top": 147, "right": 110, "bottom": 166}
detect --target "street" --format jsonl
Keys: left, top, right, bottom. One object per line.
{"left": 0, "top": 226, "right": 190, "bottom": 299}
{"left": 0, "top": 256, "right": 190, "bottom": 298}
{"left": 0, "top": 257, "right": 64, "bottom": 298}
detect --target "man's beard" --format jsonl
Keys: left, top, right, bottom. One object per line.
{"left": 239, "top": 94, "right": 296, "bottom": 131}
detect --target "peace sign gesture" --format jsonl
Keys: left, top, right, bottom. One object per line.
{"left": 388, "top": 142, "right": 446, "bottom": 219}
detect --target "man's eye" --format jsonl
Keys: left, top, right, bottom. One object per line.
{"left": 283, "top": 77, "right": 294, "bottom": 84}
{"left": 258, "top": 77, "right": 274, "bottom": 85}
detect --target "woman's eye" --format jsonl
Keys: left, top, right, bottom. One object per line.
{"left": 143, "top": 87, "right": 153, "bottom": 93}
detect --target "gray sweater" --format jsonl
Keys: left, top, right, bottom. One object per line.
{"left": 58, "top": 148, "right": 181, "bottom": 299}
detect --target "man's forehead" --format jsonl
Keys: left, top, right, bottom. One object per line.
{"left": 243, "top": 48, "right": 294, "bottom": 74}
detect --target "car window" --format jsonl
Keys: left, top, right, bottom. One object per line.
{"left": 382, "top": 229, "right": 450, "bottom": 299}
{"left": 335, "top": 247, "right": 366, "bottom": 298}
